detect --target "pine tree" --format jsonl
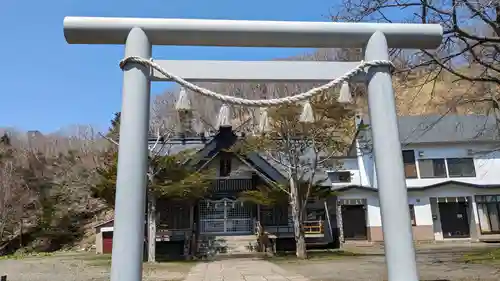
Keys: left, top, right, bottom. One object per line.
{"left": 0, "top": 133, "right": 10, "bottom": 146}
{"left": 93, "top": 113, "right": 214, "bottom": 207}
{"left": 93, "top": 150, "right": 213, "bottom": 208}
{"left": 93, "top": 113, "right": 214, "bottom": 261}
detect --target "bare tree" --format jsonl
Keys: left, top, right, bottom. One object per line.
{"left": 0, "top": 139, "right": 28, "bottom": 243}
{"left": 246, "top": 93, "right": 354, "bottom": 258}
{"left": 333, "top": 0, "right": 500, "bottom": 119}
{"left": 0, "top": 125, "right": 107, "bottom": 254}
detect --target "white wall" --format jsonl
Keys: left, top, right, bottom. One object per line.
{"left": 337, "top": 184, "right": 500, "bottom": 231}
{"left": 331, "top": 140, "right": 500, "bottom": 241}
{"left": 339, "top": 189, "right": 434, "bottom": 228}
{"left": 330, "top": 141, "right": 500, "bottom": 188}
{"left": 337, "top": 189, "right": 380, "bottom": 227}
{"left": 330, "top": 158, "right": 364, "bottom": 187}
{"left": 406, "top": 143, "right": 500, "bottom": 186}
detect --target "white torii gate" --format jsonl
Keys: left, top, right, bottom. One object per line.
{"left": 63, "top": 16, "right": 443, "bottom": 281}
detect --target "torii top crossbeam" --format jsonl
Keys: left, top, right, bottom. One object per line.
{"left": 63, "top": 16, "right": 443, "bottom": 49}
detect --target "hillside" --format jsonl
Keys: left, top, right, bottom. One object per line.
{"left": 152, "top": 48, "right": 490, "bottom": 132}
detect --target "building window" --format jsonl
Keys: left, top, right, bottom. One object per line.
{"left": 418, "top": 158, "right": 447, "bottom": 178}
{"left": 447, "top": 158, "right": 476, "bottom": 178}
{"left": 328, "top": 171, "right": 351, "bottom": 183}
{"left": 307, "top": 197, "right": 319, "bottom": 204}
{"left": 409, "top": 204, "right": 417, "bottom": 226}
{"left": 219, "top": 152, "right": 231, "bottom": 177}
{"left": 402, "top": 150, "right": 418, "bottom": 179}
{"left": 416, "top": 157, "right": 476, "bottom": 179}
{"left": 261, "top": 204, "right": 288, "bottom": 226}
{"left": 476, "top": 195, "right": 500, "bottom": 234}
{"left": 306, "top": 208, "right": 326, "bottom": 221}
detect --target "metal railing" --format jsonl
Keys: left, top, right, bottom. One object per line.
{"left": 200, "top": 218, "right": 254, "bottom": 234}
{"left": 213, "top": 177, "right": 253, "bottom": 192}
{"left": 303, "top": 220, "right": 324, "bottom": 234}
{"left": 255, "top": 220, "right": 324, "bottom": 235}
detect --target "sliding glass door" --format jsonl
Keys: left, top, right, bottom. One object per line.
{"left": 476, "top": 195, "right": 500, "bottom": 234}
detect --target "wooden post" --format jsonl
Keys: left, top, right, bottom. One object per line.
{"left": 189, "top": 204, "right": 195, "bottom": 230}
{"left": 257, "top": 204, "right": 261, "bottom": 222}
{"left": 336, "top": 200, "right": 344, "bottom": 248}
{"left": 186, "top": 204, "right": 195, "bottom": 259}
{"left": 19, "top": 219, "right": 23, "bottom": 248}
{"left": 146, "top": 190, "right": 156, "bottom": 263}
{"left": 323, "top": 200, "right": 334, "bottom": 241}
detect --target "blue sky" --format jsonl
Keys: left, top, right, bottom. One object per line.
{"left": 0, "top": 0, "right": 335, "bottom": 133}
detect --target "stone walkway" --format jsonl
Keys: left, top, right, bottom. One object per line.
{"left": 184, "top": 258, "right": 309, "bottom": 281}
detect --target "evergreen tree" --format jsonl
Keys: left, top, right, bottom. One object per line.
{"left": 0, "top": 133, "right": 10, "bottom": 146}
{"left": 93, "top": 113, "right": 214, "bottom": 207}
{"left": 93, "top": 150, "right": 213, "bottom": 208}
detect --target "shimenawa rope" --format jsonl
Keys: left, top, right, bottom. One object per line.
{"left": 119, "top": 56, "right": 394, "bottom": 108}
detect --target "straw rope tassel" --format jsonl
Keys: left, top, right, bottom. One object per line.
{"left": 258, "top": 107, "right": 271, "bottom": 133}
{"left": 216, "top": 104, "right": 231, "bottom": 128}
{"left": 338, "top": 82, "right": 353, "bottom": 104}
{"left": 299, "top": 101, "right": 315, "bottom": 123}
{"left": 175, "top": 87, "right": 192, "bottom": 111}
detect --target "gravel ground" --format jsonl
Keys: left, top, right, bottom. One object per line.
{"left": 275, "top": 243, "right": 500, "bottom": 281}
{"left": 0, "top": 252, "right": 193, "bottom": 281}
{"left": 2, "top": 243, "right": 500, "bottom": 281}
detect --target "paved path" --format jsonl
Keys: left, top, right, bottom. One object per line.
{"left": 184, "top": 258, "right": 309, "bottom": 281}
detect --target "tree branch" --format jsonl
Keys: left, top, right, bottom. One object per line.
{"left": 98, "top": 132, "right": 119, "bottom": 147}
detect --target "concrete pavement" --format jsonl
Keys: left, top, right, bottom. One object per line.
{"left": 183, "top": 258, "right": 310, "bottom": 281}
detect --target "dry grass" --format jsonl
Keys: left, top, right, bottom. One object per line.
{"left": 0, "top": 251, "right": 195, "bottom": 281}
{"left": 461, "top": 247, "right": 500, "bottom": 264}
{"left": 272, "top": 244, "right": 500, "bottom": 281}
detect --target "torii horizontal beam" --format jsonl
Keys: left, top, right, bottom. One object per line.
{"left": 150, "top": 60, "right": 364, "bottom": 82}
{"left": 63, "top": 16, "right": 443, "bottom": 49}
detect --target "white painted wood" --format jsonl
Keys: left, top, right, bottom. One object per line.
{"left": 63, "top": 16, "right": 443, "bottom": 49}
{"left": 151, "top": 60, "right": 365, "bottom": 82}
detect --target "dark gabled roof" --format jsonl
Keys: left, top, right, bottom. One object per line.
{"left": 245, "top": 152, "right": 288, "bottom": 184}
{"left": 149, "top": 126, "right": 288, "bottom": 184}
{"left": 356, "top": 114, "right": 500, "bottom": 146}
{"left": 94, "top": 219, "right": 114, "bottom": 229}
{"left": 186, "top": 127, "right": 238, "bottom": 170}
{"left": 398, "top": 114, "right": 500, "bottom": 144}
{"left": 332, "top": 180, "right": 500, "bottom": 192}
{"left": 193, "top": 143, "right": 287, "bottom": 184}
{"left": 148, "top": 135, "right": 212, "bottom": 156}
{"left": 257, "top": 152, "right": 332, "bottom": 187}
{"left": 233, "top": 153, "right": 279, "bottom": 186}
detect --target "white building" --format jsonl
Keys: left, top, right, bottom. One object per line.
{"left": 329, "top": 114, "right": 500, "bottom": 242}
